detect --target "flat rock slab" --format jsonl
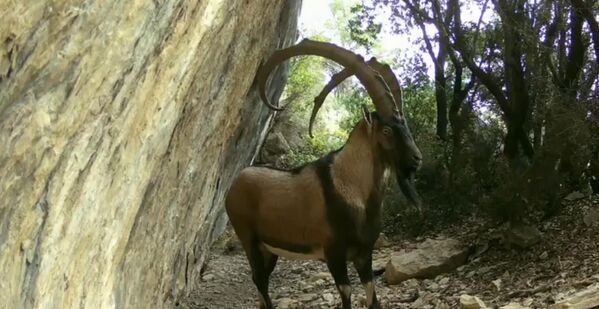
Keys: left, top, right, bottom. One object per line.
{"left": 503, "top": 223, "right": 543, "bottom": 249}
{"left": 459, "top": 294, "right": 488, "bottom": 309}
{"left": 500, "top": 303, "right": 531, "bottom": 309}
{"left": 564, "top": 191, "right": 586, "bottom": 201}
{"left": 583, "top": 209, "right": 599, "bottom": 227}
{"left": 549, "top": 283, "right": 599, "bottom": 309}
{"left": 385, "top": 238, "right": 470, "bottom": 284}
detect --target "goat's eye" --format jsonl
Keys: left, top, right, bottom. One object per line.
{"left": 382, "top": 126, "right": 392, "bottom": 136}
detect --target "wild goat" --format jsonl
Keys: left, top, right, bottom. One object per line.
{"left": 225, "top": 39, "right": 423, "bottom": 309}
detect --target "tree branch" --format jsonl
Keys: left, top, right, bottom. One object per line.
{"left": 451, "top": 15, "right": 510, "bottom": 114}
{"left": 570, "top": 0, "right": 599, "bottom": 65}
{"left": 563, "top": 0, "right": 587, "bottom": 92}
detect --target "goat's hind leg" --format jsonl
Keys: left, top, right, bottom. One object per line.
{"left": 353, "top": 252, "right": 381, "bottom": 309}
{"left": 247, "top": 240, "right": 277, "bottom": 309}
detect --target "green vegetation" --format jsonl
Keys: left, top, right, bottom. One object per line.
{"left": 264, "top": 0, "right": 599, "bottom": 234}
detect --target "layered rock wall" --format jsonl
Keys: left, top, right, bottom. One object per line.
{"left": 0, "top": 1, "right": 300, "bottom": 307}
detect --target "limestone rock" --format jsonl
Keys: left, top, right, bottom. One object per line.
{"left": 503, "top": 223, "right": 543, "bottom": 249}
{"left": 0, "top": 1, "right": 301, "bottom": 308}
{"left": 373, "top": 257, "right": 387, "bottom": 274}
{"left": 500, "top": 303, "right": 530, "bottom": 309}
{"left": 492, "top": 278, "right": 502, "bottom": 291}
{"left": 549, "top": 283, "right": 599, "bottom": 309}
{"left": 310, "top": 272, "right": 331, "bottom": 282}
{"left": 438, "top": 277, "right": 450, "bottom": 286}
{"left": 583, "top": 209, "right": 599, "bottom": 227}
{"left": 322, "top": 292, "right": 335, "bottom": 303}
{"left": 299, "top": 293, "right": 318, "bottom": 303}
{"left": 459, "top": 294, "right": 487, "bottom": 309}
{"left": 258, "top": 105, "right": 308, "bottom": 166}
{"left": 277, "top": 297, "right": 299, "bottom": 309}
{"left": 435, "top": 301, "right": 452, "bottom": 309}
{"left": 564, "top": 191, "right": 585, "bottom": 201}
{"left": 264, "top": 132, "right": 291, "bottom": 155}
{"left": 374, "top": 233, "right": 391, "bottom": 249}
{"left": 540, "top": 251, "right": 549, "bottom": 260}
{"left": 270, "top": 109, "right": 307, "bottom": 150}
{"left": 411, "top": 292, "right": 436, "bottom": 308}
{"left": 385, "top": 238, "right": 470, "bottom": 284}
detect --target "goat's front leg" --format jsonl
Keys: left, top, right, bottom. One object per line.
{"left": 353, "top": 252, "right": 381, "bottom": 309}
{"left": 326, "top": 249, "right": 352, "bottom": 309}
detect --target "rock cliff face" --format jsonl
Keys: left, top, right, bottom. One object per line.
{"left": 0, "top": 1, "right": 300, "bottom": 308}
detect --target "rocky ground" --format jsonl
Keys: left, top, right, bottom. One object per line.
{"left": 180, "top": 194, "right": 599, "bottom": 309}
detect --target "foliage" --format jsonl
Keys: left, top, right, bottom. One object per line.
{"left": 402, "top": 84, "right": 437, "bottom": 136}
{"left": 328, "top": 0, "right": 364, "bottom": 47}
{"left": 347, "top": 4, "right": 382, "bottom": 51}
{"left": 336, "top": 88, "right": 373, "bottom": 132}
{"left": 265, "top": 0, "right": 598, "bottom": 235}
{"left": 278, "top": 130, "right": 347, "bottom": 168}
{"left": 354, "top": 0, "right": 599, "bottom": 227}
{"left": 270, "top": 30, "right": 360, "bottom": 169}
{"left": 283, "top": 48, "right": 327, "bottom": 114}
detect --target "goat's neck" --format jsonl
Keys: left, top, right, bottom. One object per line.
{"left": 331, "top": 123, "right": 387, "bottom": 208}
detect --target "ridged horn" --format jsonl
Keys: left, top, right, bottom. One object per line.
{"left": 257, "top": 39, "right": 398, "bottom": 127}
{"left": 309, "top": 57, "right": 403, "bottom": 137}
{"left": 367, "top": 60, "right": 403, "bottom": 116}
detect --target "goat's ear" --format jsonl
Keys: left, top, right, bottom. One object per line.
{"left": 361, "top": 104, "right": 372, "bottom": 126}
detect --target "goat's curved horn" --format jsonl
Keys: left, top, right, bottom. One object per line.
{"left": 257, "top": 39, "right": 398, "bottom": 122}
{"left": 368, "top": 61, "right": 403, "bottom": 116}
{"left": 309, "top": 57, "right": 403, "bottom": 137}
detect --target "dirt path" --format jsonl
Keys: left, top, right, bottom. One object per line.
{"left": 181, "top": 196, "right": 599, "bottom": 308}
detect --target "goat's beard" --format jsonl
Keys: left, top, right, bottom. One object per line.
{"left": 396, "top": 171, "right": 422, "bottom": 210}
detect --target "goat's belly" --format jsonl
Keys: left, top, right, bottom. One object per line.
{"left": 262, "top": 243, "right": 325, "bottom": 261}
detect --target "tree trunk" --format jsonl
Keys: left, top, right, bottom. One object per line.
{"left": 591, "top": 147, "right": 599, "bottom": 194}
{"left": 496, "top": 0, "right": 534, "bottom": 163}
{"left": 435, "top": 62, "right": 449, "bottom": 140}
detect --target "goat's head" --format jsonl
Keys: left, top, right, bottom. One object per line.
{"left": 257, "top": 38, "right": 423, "bottom": 207}
{"left": 360, "top": 105, "right": 423, "bottom": 206}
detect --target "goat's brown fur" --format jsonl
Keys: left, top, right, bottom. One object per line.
{"left": 227, "top": 165, "right": 331, "bottom": 254}
{"left": 226, "top": 120, "right": 387, "bottom": 251}
{"left": 226, "top": 118, "right": 401, "bottom": 309}
{"left": 331, "top": 121, "right": 388, "bottom": 212}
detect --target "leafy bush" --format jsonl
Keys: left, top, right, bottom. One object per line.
{"left": 278, "top": 130, "right": 346, "bottom": 168}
